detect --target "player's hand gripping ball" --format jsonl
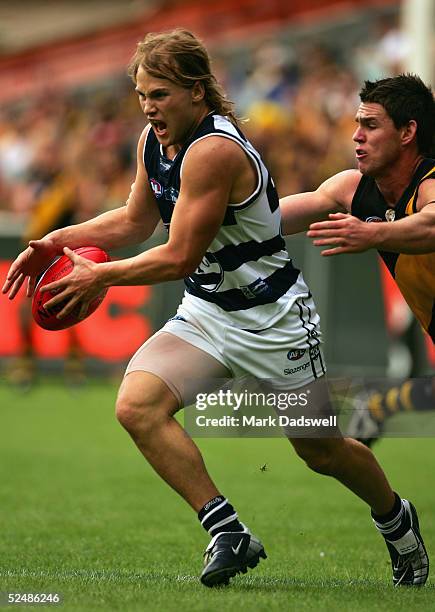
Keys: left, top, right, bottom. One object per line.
{"left": 32, "top": 246, "right": 110, "bottom": 330}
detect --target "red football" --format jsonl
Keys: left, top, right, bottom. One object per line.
{"left": 32, "top": 246, "right": 110, "bottom": 331}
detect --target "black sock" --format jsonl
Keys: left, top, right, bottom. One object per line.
{"left": 198, "top": 496, "right": 245, "bottom": 536}
{"left": 371, "top": 492, "right": 410, "bottom": 541}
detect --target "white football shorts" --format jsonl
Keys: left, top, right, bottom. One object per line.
{"left": 125, "top": 294, "right": 326, "bottom": 407}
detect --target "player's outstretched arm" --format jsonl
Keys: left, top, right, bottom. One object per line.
{"left": 375, "top": 180, "right": 435, "bottom": 253}
{"left": 309, "top": 180, "right": 435, "bottom": 256}
{"left": 279, "top": 170, "right": 359, "bottom": 235}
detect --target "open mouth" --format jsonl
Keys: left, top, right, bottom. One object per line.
{"left": 151, "top": 120, "right": 167, "bottom": 137}
{"left": 356, "top": 149, "right": 367, "bottom": 159}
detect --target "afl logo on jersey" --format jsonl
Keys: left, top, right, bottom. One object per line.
{"left": 150, "top": 179, "right": 163, "bottom": 198}
{"left": 190, "top": 252, "right": 224, "bottom": 293}
{"left": 365, "top": 216, "right": 383, "bottom": 223}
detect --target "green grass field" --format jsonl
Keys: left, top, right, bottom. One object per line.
{"left": 0, "top": 379, "right": 434, "bottom": 611}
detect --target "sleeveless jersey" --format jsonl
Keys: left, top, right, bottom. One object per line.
{"left": 351, "top": 158, "right": 435, "bottom": 343}
{"left": 143, "top": 113, "right": 310, "bottom": 329}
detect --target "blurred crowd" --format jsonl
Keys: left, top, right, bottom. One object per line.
{"left": 0, "top": 83, "right": 143, "bottom": 239}
{"left": 0, "top": 12, "right": 409, "bottom": 235}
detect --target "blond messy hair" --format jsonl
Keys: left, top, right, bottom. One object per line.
{"left": 128, "top": 29, "right": 239, "bottom": 126}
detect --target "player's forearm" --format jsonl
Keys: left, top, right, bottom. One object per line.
{"left": 45, "top": 207, "right": 151, "bottom": 252}
{"left": 375, "top": 211, "right": 435, "bottom": 254}
{"left": 280, "top": 194, "right": 334, "bottom": 235}
{"left": 98, "top": 243, "right": 194, "bottom": 287}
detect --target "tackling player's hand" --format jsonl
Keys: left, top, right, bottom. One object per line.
{"left": 2, "top": 237, "right": 59, "bottom": 299}
{"left": 40, "top": 247, "right": 105, "bottom": 320}
{"left": 307, "top": 213, "right": 378, "bottom": 255}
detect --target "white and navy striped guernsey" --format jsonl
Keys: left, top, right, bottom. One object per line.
{"left": 144, "top": 113, "right": 312, "bottom": 329}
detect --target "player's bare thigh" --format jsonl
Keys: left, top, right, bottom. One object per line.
{"left": 122, "top": 331, "right": 231, "bottom": 410}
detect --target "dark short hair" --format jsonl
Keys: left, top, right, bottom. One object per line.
{"left": 359, "top": 74, "right": 435, "bottom": 156}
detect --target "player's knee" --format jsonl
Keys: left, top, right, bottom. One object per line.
{"left": 116, "top": 372, "right": 178, "bottom": 436}
{"left": 116, "top": 395, "right": 145, "bottom": 434}
{"left": 116, "top": 389, "right": 163, "bottom": 436}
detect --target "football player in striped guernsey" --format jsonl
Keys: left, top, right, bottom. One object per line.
{"left": 3, "top": 35, "right": 423, "bottom": 588}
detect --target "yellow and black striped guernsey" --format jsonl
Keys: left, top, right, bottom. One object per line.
{"left": 351, "top": 158, "right": 435, "bottom": 343}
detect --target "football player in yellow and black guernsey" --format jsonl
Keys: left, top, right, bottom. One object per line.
{"left": 280, "top": 73, "right": 435, "bottom": 441}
